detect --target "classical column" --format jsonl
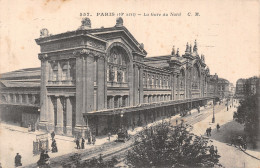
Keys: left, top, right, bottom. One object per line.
{"left": 66, "top": 96, "right": 73, "bottom": 136}
{"left": 38, "top": 55, "right": 48, "bottom": 130}
{"left": 177, "top": 74, "right": 180, "bottom": 100}
{"left": 47, "top": 96, "right": 55, "bottom": 132}
{"left": 56, "top": 96, "right": 64, "bottom": 134}
{"left": 58, "top": 61, "right": 62, "bottom": 84}
{"left": 139, "top": 67, "right": 144, "bottom": 104}
{"left": 96, "top": 55, "right": 105, "bottom": 110}
{"left": 67, "top": 60, "right": 71, "bottom": 84}
{"left": 133, "top": 64, "right": 139, "bottom": 105}
{"left": 25, "top": 94, "right": 29, "bottom": 104}
{"left": 19, "top": 94, "right": 23, "bottom": 104}
{"left": 75, "top": 53, "right": 84, "bottom": 133}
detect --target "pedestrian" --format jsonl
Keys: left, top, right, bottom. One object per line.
{"left": 81, "top": 137, "right": 85, "bottom": 149}
{"left": 108, "top": 132, "right": 111, "bottom": 141}
{"left": 51, "top": 131, "right": 55, "bottom": 140}
{"left": 44, "top": 151, "right": 50, "bottom": 165}
{"left": 176, "top": 119, "right": 178, "bottom": 125}
{"left": 132, "top": 121, "right": 135, "bottom": 131}
{"left": 51, "top": 139, "right": 58, "bottom": 153}
{"left": 88, "top": 135, "right": 92, "bottom": 144}
{"left": 15, "top": 153, "right": 22, "bottom": 167}
{"left": 75, "top": 138, "right": 80, "bottom": 149}
{"left": 92, "top": 135, "right": 96, "bottom": 145}
{"left": 181, "top": 119, "right": 184, "bottom": 127}
{"left": 217, "top": 124, "right": 220, "bottom": 131}
{"left": 209, "top": 127, "right": 212, "bottom": 136}
{"left": 215, "top": 147, "right": 218, "bottom": 155}
{"left": 206, "top": 128, "right": 209, "bottom": 136}
{"left": 209, "top": 145, "right": 215, "bottom": 157}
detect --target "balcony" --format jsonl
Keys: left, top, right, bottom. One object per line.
{"left": 47, "top": 80, "right": 75, "bottom": 86}
{"left": 107, "top": 81, "right": 128, "bottom": 88}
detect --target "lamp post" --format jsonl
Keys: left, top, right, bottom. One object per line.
{"left": 227, "top": 97, "right": 229, "bottom": 111}
{"left": 212, "top": 99, "right": 215, "bottom": 123}
{"left": 120, "top": 110, "right": 124, "bottom": 130}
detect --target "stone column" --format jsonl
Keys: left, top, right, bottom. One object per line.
{"left": 139, "top": 67, "right": 144, "bottom": 104}
{"left": 133, "top": 64, "right": 139, "bottom": 105}
{"left": 75, "top": 54, "right": 84, "bottom": 130}
{"left": 177, "top": 74, "right": 180, "bottom": 100}
{"left": 56, "top": 96, "right": 64, "bottom": 134}
{"left": 66, "top": 96, "right": 73, "bottom": 136}
{"left": 58, "top": 61, "right": 62, "bottom": 84}
{"left": 96, "top": 56, "right": 105, "bottom": 110}
{"left": 19, "top": 94, "right": 23, "bottom": 104}
{"left": 39, "top": 56, "right": 48, "bottom": 130}
{"left": 25, "top": 94, "right": 29, "bottom": 104}
{"left": 47, "top": 96, "right": 55, "bottom": 132}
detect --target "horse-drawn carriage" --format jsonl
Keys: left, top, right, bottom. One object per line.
{"left": 117, "top": 129, "right": 129, "bottom": 142}
{"left": 230, "top": 135, "right": 247, "bottom": 150}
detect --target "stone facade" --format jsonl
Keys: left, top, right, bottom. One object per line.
{"left": 34, "top": 17, "right": 219, "bottom": 137}
{"left": 0, "top": 18, "right": 219, "bottom": 137}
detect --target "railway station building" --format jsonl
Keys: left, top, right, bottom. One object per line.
{"left": 0, "top": 17, "right": 219, "bottom": 137}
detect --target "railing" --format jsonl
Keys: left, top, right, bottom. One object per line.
{"left": 47, "top": 80, "right": 75, "bottom": 86}
{"left": 107, "top": 82, "right": 128, "bottom": 87}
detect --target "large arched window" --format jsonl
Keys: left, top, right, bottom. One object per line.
{"left": 107, "top": 47, "right": 128, "bottom": 83}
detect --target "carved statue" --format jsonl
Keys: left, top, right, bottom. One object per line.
{"left": 78, "top": 17, "right": 91, "bottom": 30}
{"left": 176, "top": 48, "right": 180, "bottom": 57}
{"left": 171, "top": 45, "right": 175, "bottom": 55}
{"left": 116, "top": 17, "right": 124, "bottom": 27}
{"left": 40, "top": 28, "right": 49, "bottom": 37}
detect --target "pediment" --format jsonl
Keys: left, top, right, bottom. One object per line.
{"left": 91, "top": 27, "right": 147, "bottom": 57}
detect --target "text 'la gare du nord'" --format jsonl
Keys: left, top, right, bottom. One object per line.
{"left": 80, "top": 12, "right": 200, "bottom": 17}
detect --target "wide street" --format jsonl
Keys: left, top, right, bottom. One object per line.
{"left": 1, "top": 100, "right": 260, "bottom": 168}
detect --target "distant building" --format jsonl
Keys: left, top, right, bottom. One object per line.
{"left": 217, "top": 78, "right": 230, "bottom": 99}
{"left": 0, "top": 17, "right": 220, "bottom": 137}
{"left": 235, "top": 76, "right": 259, "bottom": 99}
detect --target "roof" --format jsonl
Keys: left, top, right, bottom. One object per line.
{"left": 0, "top": 80, "right": 40, "bottom": 88}
{"left": 0, "top": 67, "right": 41, "bottom": 80}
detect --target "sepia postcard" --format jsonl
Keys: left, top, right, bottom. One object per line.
{"left": 0, "top": 0, "right": 259, "bottom": 167}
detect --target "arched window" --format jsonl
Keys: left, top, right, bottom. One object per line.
{"left": 180, "top": 70, "right": 185, "bottom": 89}
{"left": 61, "top": 64, "right": 68, "bottom": 81}
{"left": 52, "top": 64, "right": 58, "bottom": 81}
{"left": 70, "top": 63, "right": 76, "bottom": 81}
{"left": 107, "top": 47, "right": 128, "bottom": 83}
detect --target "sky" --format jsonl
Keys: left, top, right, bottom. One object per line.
{"left": 0, "top": 0, "right": 259, "bottom": 84}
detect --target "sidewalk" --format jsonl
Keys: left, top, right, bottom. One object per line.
{"left": 191, "top": 102, "right": 260, "bottom": 167}
{"left": 0, "top": 104, "right": 213, "bottom": 168}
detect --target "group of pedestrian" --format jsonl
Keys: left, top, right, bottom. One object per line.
{"left": 75, "top": 134, "right": 96, "bottom": 149}
{"left": 206, "top": 127, "right": 212, "bottom": 136}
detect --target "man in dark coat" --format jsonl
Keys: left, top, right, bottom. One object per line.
{"left": 76, "top": 138, "right": 80, "bottom": 149}
{"left": 15, "top": 153, "right": 22, "bottom": 167}
{"left": 51, "top": 131, "right": 55, "bottom": 140}
{"left": 208, "top": 127, "right": 212, "bottom": 136}
{"left": 81, "top": 138, "right": 85, "bottom": 149}
{"left": 51, "top": 139, "right": 58, "bottom": 153}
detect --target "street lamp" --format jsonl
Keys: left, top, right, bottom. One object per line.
{"left": 212, "top": 99, "right": 215, "bottom": 123}
{"left": 120, "top": 110, "right": 124, "bottom": 130}
{"left": 227, "top": 98, "right": 229, "bottom": 111}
